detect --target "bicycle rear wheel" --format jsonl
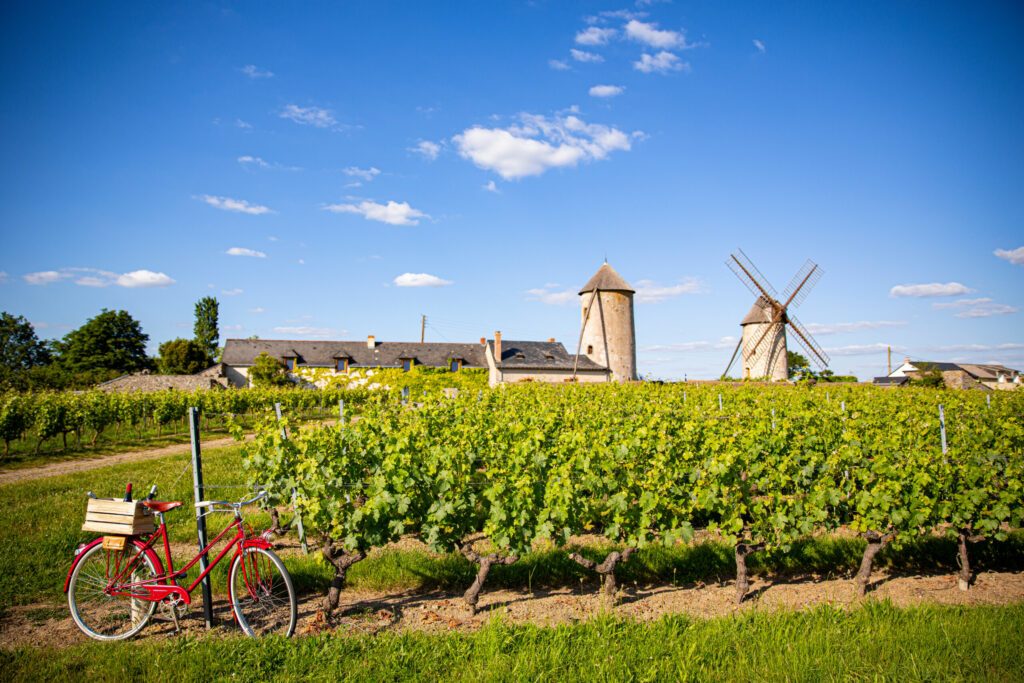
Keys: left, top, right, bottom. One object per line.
{"left": 67, "top": 540, "right": 159, "bottom": 641}
{"left": 229, "top": 547, "right": 296, "bottom": 637}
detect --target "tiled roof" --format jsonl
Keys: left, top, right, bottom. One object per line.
{"left": 222, "top": 339, "right": 488, "bottom": 369}
{"left": 488, "top": 339, "right": 607, "bottom": 371}
{"left": 97, "top": 373, "right": 225, "bottom": 392}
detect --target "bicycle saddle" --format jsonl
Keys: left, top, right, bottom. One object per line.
{"left": 142, "top": 501, "right": 183, "bottom": 513}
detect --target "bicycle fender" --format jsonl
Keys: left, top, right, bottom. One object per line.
{"left": 241, "top": 537, "right": 274, "bottom": 550}
{"left": 64, "top": 537, "right": 167, "bottom": 593}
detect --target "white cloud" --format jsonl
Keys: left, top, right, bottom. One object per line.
{"left": 221, "top": 288, "right": 244, "bottom": 296}
{"left": 576, "top": 27, "right": 616, "bottom": 45}
{"left": 548, "top": 59, "right": 570, "bottom": 71}
{"left": 932, "top": 342, "right": 1024, "bottom": 352}
{"left": 0, "top": 271, "right": 8, "bottom": 284}
{"left": 634, "top": 278, "right": 704, "bottom": 303}
{"left": 235, "top": 119, "right": 253, "bottom": 129}
{"left": 932, "top": 297, "right": 993, "bottom": 310}
{"left": 222, "top": 324, "right": 244, "bottom": 332}
{"left": 198, "top": 195, "right": 273, "bottom": 215}
{"left": 889, "top": 282, "right": 972, "bottom": 298}
{"left": 279, "top": 104, "right": 338, "bottom": 129}
{"left": 453, "top": 111, "right": 637, "bottom": 180}
{"left": 624, "top": 20, "right": 685, "bottom": 49}
{"left": 115, "top": 270, "right": 175, "bottom": 288}
{"left": 526, "top": 285, "right": 577, "bottom": 305}
{"left": 324, "top": 200, "right": 429, "bottom": 226}
{"left": 589, "top": 84, "right": 625, "bottom": 98}
{"left": 238, "top": 155, "right": 270, "bottom": 169}
{"left": 570, "top": 49, "right": 604, "bottom": 63}
{"left": 240, "top": 64, "right": 273, "bottom": 79}
{"left": 238, "top": 156, "right": 299, "bottom": 171}
{"left": 249, "top": 307, "right": 266, "bottom": 314}
{"left": 273, "top": 326, "right": 336, "bottom": 338}
{"left": 753, "top": 39, "right": 766, "bottom": 53}
{"left": 24, "top": 268, "right": 173, "bottom": 288}
{"left": 642, "top": 337, "right": 737, "bottom": 353}
{"left": 226, "top": 247, "right": 267, "bottom": 258}
{"left": 824, "top": 343, "right": 899, "bottom": 357}
{"left": 24, "top": 270, "right": 65, "bottom": 285}
{"left": 483, "top": 180, "right": 499, "bottom": 193}
{"left": 393, "top": 272, "right": 453, "bottom": 287}
{"left": 634, "top": 51, "right": 688, "bottom": 74}
{"left": 955, "top": 303, "right": 1018, "bottom": 319}
{"left": 805, "top": 320, "right": 907, "bottom": 335}
{"left": 343, "top": 166, "right": 381, "bottom": 182}
{"left": 994, "top": 246, "right": 1024, "bottom": 265}
{"left": 409, "top": 140, "right": 442, "bottom": 160}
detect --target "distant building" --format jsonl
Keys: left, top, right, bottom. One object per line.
{"left": 875, "top": 358, "right": 1021, "bottom": 390}
{"left": 482, "top": 334, "right": 609, "bottom": 386}
{"left": 220, "top": 337, "right": 488, "bottom": 388}
{"left": 97, "top": 366, "right": 228, "bottom": 392}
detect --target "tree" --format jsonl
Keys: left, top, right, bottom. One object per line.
{"left": 248, "top": 352, "right": 291, "bottom": 387}
{"left": 157, "top": 338, "right": 210, "bottom": 375}
{"left": 787, "top": 351, "right": 810, "bottom": 379}
{"left": 0, "top": 313, "right": 51, "bottom": 372}
{"left": 54, "top": 309, "right": 151, "bottom": 378}
{"left": 193, "top": 296, "right": 220, "bottom": 362}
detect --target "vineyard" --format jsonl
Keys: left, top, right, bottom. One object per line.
{"left": 241, "top": 383, "right": 1024, "bottom": 613}
{"left": 0, "top": 387, "right": 372, "bottom": 459}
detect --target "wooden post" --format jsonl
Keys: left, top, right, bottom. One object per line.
{"left": 188, "top": 407, "right": 214, "bottom": 629}
{"left": 718, "top": 394, "right": 723, "bottom": 411}
{"left": 420, "top": 314, "right": 426, "bottom": 343}
{"left": 274, "top": 403, "right": 308, "bottom": 554}
{"left": 339, "top": 399, "right": 345, "bottom": 424}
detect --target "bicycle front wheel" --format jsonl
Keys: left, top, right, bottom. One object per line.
{"left": 67, "top": 540, "right": 159, "bottom": 641}
{"left": 229, "top": 547, "right": 296, "bottom": 637}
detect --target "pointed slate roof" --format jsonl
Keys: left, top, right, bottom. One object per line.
{"left": 578, "top": 262, "right": 634, "bottom": 295}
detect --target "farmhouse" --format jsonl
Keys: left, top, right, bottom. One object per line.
{"left": 97, "top": 367, "right": 228, "bottom": 392}
{"left": 218, "top": 262, "right": 639, "bottom": 388}
{"left": 220, "top": 337, "right": 488, "bottom": 387}
{"left": 875, "top": 358, "right": 1021, "bottom": 391}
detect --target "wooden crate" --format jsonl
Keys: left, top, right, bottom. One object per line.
{"left": 82, "top": 499, "right": 155, "bottom": 536}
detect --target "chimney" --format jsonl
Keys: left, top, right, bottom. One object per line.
{"left": 494, "top": 331, "right": 502, "bottom": 361}
{"left": 479, "top": 337, "right": 486, "bottom": 345}
{"left": 367, "top": 335, "right": 376, "bottom": 349}
{"left": 548, "top": 337, "right": 555, "bottom": 343}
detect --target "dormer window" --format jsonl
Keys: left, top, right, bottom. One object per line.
{"left": 336, "top": 358, "right": 349, "bottom": 373}
{"left": 284, "top": 357, "right": 296, "bottom": 371}
{"left": 402, "top": 358, "right": 413, "bottom": 372}
{"left": 450, "top": 359, "right": 462, "bottom": 372}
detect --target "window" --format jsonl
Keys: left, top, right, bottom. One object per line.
{"left": 336, "top": 358, "right": 349, "bottom": 373}
{"left": 402, "top": 359, "right": 412, "bottom": 372}
{"left": 450, "top": 359, "right": 461, "bottom": 372}
{"left": 284, "top": 357, "right": 296, "bottom": 371}
{"left": 586, "top": 345, "right": 593, "bottom": 355}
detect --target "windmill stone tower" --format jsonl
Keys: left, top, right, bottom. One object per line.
{"left": 740, "top": 297, "right": 788, "bottom": 381}
{"left": 577, "top": 262, "right": 637, "bottom": 382}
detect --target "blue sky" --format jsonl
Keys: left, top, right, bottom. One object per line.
{"left": 1, "top": 1, "right": 1021, "bottom": 380}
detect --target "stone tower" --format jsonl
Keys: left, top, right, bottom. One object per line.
{"left": 739, "top": 296, "right": 788, "bottom": 381}
{"left": 578, "top": 262, "right": 637, "bottom": 382}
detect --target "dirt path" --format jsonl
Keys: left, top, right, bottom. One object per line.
{"left": 0, "top": 435, "right": 252, "bottom": 486}
{"left": 3, "top": 569, "right": 1022, "bottom": 650}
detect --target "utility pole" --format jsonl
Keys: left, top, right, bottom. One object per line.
{"left": 887, "top": 345, "right": 892, "bottom": 375}
{"left": 420, "top": 314, "right": 426, "bottom": 343}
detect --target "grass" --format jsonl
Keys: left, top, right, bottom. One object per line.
{"left": 2, "top": 603, "right": 1022, "bottom": 681}
{"left": 2, "top": 443, "right": 1023, "bottom": 612}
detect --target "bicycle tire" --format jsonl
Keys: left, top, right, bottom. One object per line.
{"left": 67, "top": 540, "right": 159, "bottom": 641}
{"left": 228, "top": 547, "right": 297, "bottom": 638}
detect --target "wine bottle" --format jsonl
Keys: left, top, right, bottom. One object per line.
{"left": 124, "top": 482, "right": 133, "bottom": 502}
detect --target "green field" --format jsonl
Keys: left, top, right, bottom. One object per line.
{"left": 3, "top": 604, "right": 1023, "bottom": 682}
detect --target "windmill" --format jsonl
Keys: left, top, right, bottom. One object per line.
{"left": 722, "top": 249, "right": 830, "bottom": 381}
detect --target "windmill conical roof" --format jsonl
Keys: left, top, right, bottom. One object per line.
{"left": 579, "top": 262, "right": 634, "bottom": 295}
{"left": 741, "top": 296, "right": 775, "bottom": 325}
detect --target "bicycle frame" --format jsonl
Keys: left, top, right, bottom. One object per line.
{"left": 69, "top": 510, "right": 273, "bottom": 606}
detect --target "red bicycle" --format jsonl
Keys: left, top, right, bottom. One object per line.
{"left": 65, "top": 485, "right": 297, "bottom": 640}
